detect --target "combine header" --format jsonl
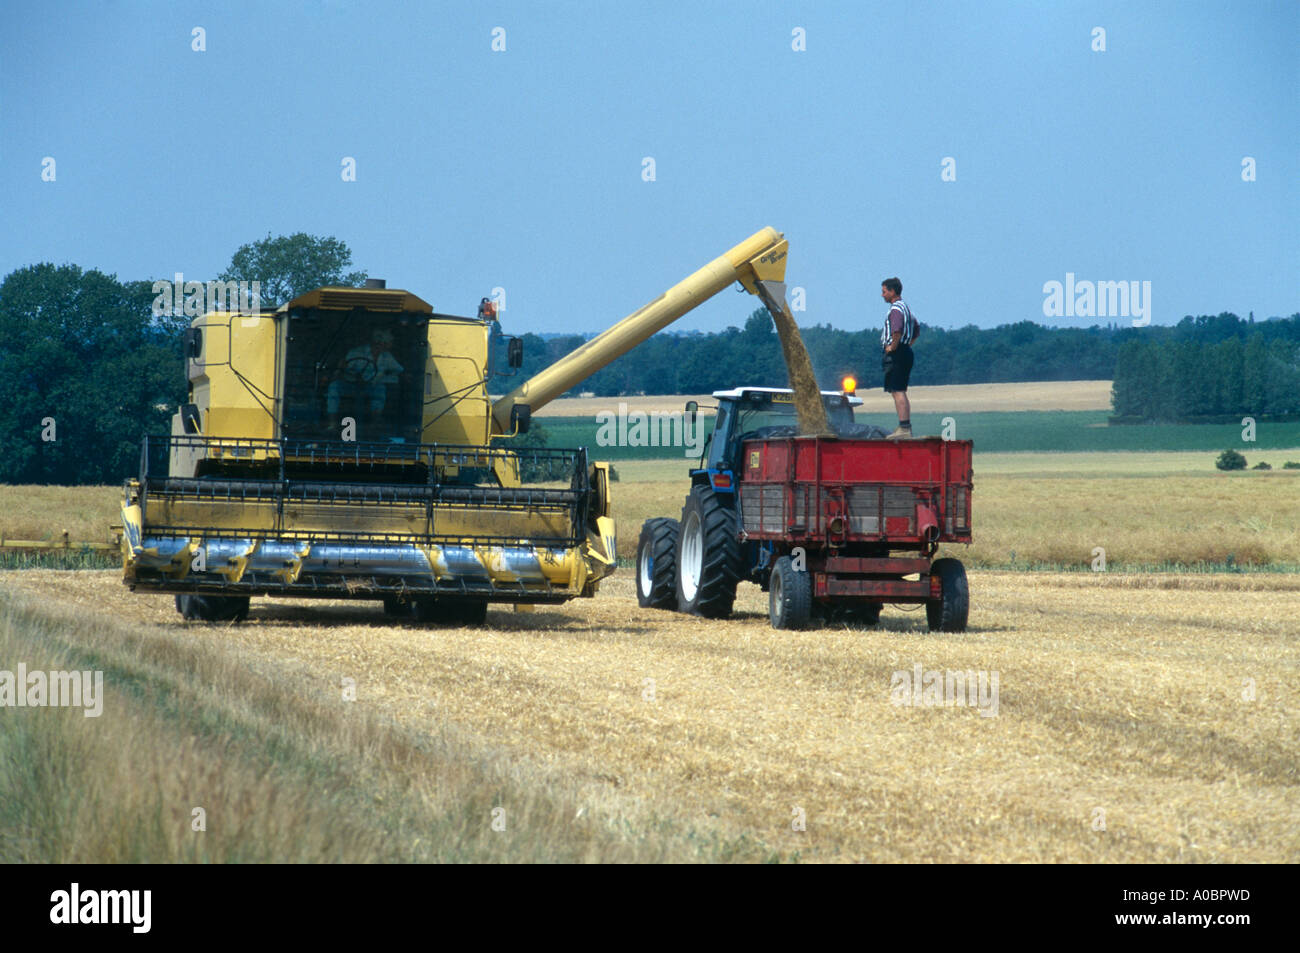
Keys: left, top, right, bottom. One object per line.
{"left": 121, "top": 228, "right": 800, "bottom": 622}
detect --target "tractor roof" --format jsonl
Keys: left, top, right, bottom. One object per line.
{"left": 711, "top": 386, "right": 863, "bottom": 406}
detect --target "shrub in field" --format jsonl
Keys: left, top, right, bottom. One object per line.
{"left": 1252, "top": 461, "right": 1272, "bottom": 470}
{"left": 1215, "top": 449, "right": 1247, "bottom": 471}
{"left": 1284, "top": 461, "right": 1300, "bottom": 470}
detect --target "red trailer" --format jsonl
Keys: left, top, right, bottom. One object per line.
{"left": 739, "top": 433, "right": 972, "bottom": 629}
{"left": 637, "top": 388, "right": 974, "bottom": 630}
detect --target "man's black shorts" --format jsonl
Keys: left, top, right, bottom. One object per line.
{"left": 882, "top": 344, "right": 913, "bottom": 392}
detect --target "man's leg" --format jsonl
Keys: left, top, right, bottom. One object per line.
{"left": 893, "top": 390, "right": 911, "bottom": 424}
{"left": 885, "top": 347, "right": 914, "bottom": 438}
{"left": 887, "top": 389, "right": 912, "bottom": 439}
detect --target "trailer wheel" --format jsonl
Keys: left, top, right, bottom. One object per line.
{"left": 675, "top": 485, "right": 742, "bottom": 618}
{"left": 769, "top": 556, "right": 812, "bottom": 629}
{"left": 176, "top": 593, "right": 250, "bottom": 622}
{"left": 856, "top": 602, "right": 883, "bottom": 625}
{"left": 636, "top": 518, "right": 680, "bottom": 610}
{"left": 926, "top": 558, "right": 969, "bottom": 632}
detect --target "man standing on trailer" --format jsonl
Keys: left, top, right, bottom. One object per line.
{"left": 880, "top": 277, "right": 918, "bottom": 439}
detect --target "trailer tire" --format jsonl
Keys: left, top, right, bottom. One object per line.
{"left": 675, "top": 485, "right": 742, "bottom": 618}
{"left": 769, "top": 556, "right": 812, "bottom": 629}
{"left": 926, "top": 558, "right": 969, "bottom": 632}
{"left": 636, "top": 518, "right": 680, "bottom": 610}
{"left": 176, "top": 593, "right": 250, "bottom": 622}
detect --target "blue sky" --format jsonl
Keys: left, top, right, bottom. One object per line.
{"left": 1, "top": 0, "right": 1295, "bottom": 334}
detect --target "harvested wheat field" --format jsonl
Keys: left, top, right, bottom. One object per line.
{"left": 2, "top": 567, "right": 1296, "bottom": 862}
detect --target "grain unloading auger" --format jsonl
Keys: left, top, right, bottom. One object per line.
{"left": 120, "top": 227, "right": 810, "bottom": 623}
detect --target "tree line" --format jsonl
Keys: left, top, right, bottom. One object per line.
{"left": 1111, "top": 322, "right": 1300, "bottom": 421}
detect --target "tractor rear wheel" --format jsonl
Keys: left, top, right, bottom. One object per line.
{"left": 636, "top": 518, "right": 680, "bottom": 610}
{"left": 176, "top": 593, "right": 250, "bottom": 622}
{"left": 675, "top": 485, "right": 742, "bottom": 618}
{"left": 769, "top": 556, "right": 812, "bottom": 629}
{"left": 926, "top": 558, "right": 969, "bottom": 632}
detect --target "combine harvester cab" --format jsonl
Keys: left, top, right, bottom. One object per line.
{"left": 637, "top": 387, "right": 974, "bottom": 631}
{"left": 120, "top": 227, "right": 806, "bottom": 624}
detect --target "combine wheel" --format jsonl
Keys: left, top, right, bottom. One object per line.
{"left": 382, "top": 596, "right": 412, "bottom": 618}
{"left": 451, "top": 600, "right": 489, "bottom": 625}
{"left": 412, "top": 596, "right": 488, "bottom": 626}
{"left": 636, "top": 518, "right": 679, "bottom": 610}
{"left": 674, "top": 485, "right": 742, "bottom": 618}
{"left": 926, "top": 558, "right": 969, "bottom": 632}
{"left": 768, "top": 556, "right": 812, "bottom": 629}
{"left": 175, "top": 594, "right": 250, "bottom": 622}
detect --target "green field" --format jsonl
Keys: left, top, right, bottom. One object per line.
{"left": 538, "top": 411, "right": 1300, "bottom": 460}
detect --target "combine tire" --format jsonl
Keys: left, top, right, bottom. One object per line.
{"left": 636, "top": 518, "right": 679, "bottom": 610}
{"left": 382, "top": 596, "right": 411, "bottom": 617}
{"left": 412, "top": 596, "right": 488, "bottom": 626}
{"left": 675, "top": 485, "right": 742, "bottom": 618}
{"left": 926, "top": 558, "right": 969, "bottom": 632}
{"left": 175, "top": 593, "right": 250, "bottom": 622}
{"left": 768, "top": 556, "right": 812, "bottom": 629}
{"left": 451, "top": 600, "right": 489, "bottom": 625}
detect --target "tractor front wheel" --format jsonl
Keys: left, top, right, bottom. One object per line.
{"left": 636, "top": 518, "right": 680, "bottom": 610}
{"left": 675, "top": 485, "right": 742, "bottom": 618}
{"left": 926, "top": 558, "right": 969, "bottom": 632}
{"left": 769, "top": 556, "right": 812, "bottom": 629}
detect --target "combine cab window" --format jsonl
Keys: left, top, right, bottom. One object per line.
{"left": 281, "top": 309, "right": 428, "bottom": 444}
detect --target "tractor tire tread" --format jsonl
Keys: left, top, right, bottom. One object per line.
{"left": 637, "top": 517, "right": 680, "bottom": 610}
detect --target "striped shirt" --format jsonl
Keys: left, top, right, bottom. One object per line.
{"left": 881, "top": 299, "right": 918, "bottom": 350}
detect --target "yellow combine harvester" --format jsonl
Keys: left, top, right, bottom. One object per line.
{"left": 120, "top": 227, "right": 800, "bottom": 623}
